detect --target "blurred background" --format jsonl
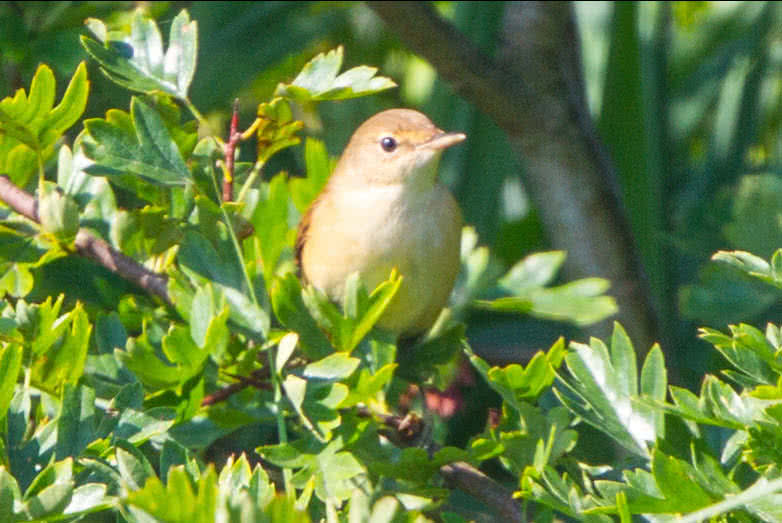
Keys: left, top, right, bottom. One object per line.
{"left": 1, "top": 1, "right": 780, "bottom": 398}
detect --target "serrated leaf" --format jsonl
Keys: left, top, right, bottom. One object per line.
{"left": 713, "top": 249, "right": 782, "bottom": 289}
{"left": 83, "top": 97, "right": 191, "bottom": 185}
{"left": 275, "top": 46, "right": 396, "bottom": 102}
{"left": 81, "top": 10, "right": 197, "bottom": 99}
{"left": 165, "top": 10, "right": 198, "bottom": 96}
{"left": 271, "top": 273, "right": 332, "bottom": 360}
{"left": 477, "top": 250, "right": 617, "bottom": 326}
{"left": 554, "top": 322, "right": 663, "bottom": 457}
{"left": 467, "top": 337, "right": 566, "bottom": 408}
{"left": 31, "top": 302, "right": 91, "bottom": 393}
{"left": 651, "top": 449, "right": 714, "bottom": 512}
{"left": 0, "top": 62, "right": 89, "bottom": 186}
{"left": 340, "top": 363, "right": 397, "bottom": 408}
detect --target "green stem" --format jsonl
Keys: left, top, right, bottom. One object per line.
{"left": 206, "top": 155, "right": 258, "bottom": 306}
{"left": 183, "top": 97, "right": 213, "bottom": 135}
{"left": 268, "top": 350, "right": 294, "bottom": 498}
{"left": 223, "top": 203, "right": 259, "bottom": 305}
{"left": 236, "top": 160, "right": 265, "bottom": 205}
{"left": 207, "top": 140, "right": 294, "bottom": 498}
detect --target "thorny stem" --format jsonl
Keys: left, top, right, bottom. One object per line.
{"left": 222, "top": 99, "right": 241, "bottom": 202}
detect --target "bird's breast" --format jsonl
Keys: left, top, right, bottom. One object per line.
{"left": 301, "top": 182, "right": 462, "bottom": 335}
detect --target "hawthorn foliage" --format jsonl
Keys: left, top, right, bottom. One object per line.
{"left": 1, "top": 9, "right": 782, "bottom": 522}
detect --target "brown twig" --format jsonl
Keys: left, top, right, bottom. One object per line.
{"left": 0, "top": 175, "right": 171, "bottom": 305}
{"left": 222, "top": 99, "right": 241, "bottom": 202}
{"left": 356, "top": 406, "right": 523, "bottom": 522}
{"left": 201, "top": 370, "right": 273, "bottom": 406}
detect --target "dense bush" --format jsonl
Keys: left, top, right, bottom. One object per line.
{"left": 1, "top": 5, "right": 781, "bottom": 522}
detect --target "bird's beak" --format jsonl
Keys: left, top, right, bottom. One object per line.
{"left": 421, "top": 131, "right": 466, "bottom": 151}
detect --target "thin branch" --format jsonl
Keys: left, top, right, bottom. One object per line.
{"left": 369, "top": 2, "right": 526, "bottom": 134}
{"left": 0, "top": 175, "right": 171, "bottom": 305}
{"left": 356, "top": 406, "right": 524, "bottom": 522}
{"left": 439, "top": 462, "right": 523, "bottom": 523}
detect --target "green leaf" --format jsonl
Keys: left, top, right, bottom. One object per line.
{"left": 0, "top": 467, "right": 21, "bottom": 522}
{"left": 290, "top": 138, "right": 335, "bottom": 213}
{"left": 0, "top": 264, "right": 34, "bottom": 297}
{"left": 161, "top": 324, "right": 209, "bottom": 380}
{"left": 55, "top": 385, "right": 96, "bottom": 460}
{"left": 348, "top": 271, "right": 403, "bottom": 352}
{"left": 0, "top": 344, "right": 22, "bottom": 421}
{"left": 126, "top": 466, "right": 218, "bottom": 523}
{"left": 651, "top": 448, "right": 714, "bottom": 512}
{"left": 476, "top": 251, "right": 617, "bottom": 326}
{"left": 275, "top": 332, "right": 299, "bottom": 374}
{"left": 498, "top": 251, "right": 566, "bottom": 294}
{"left": 81, "top": 10, "right": 198, "bottom": 99}
{"left": 31, "top": 302, "right": 91, "bottom": 393}
{"left": 712, "top": 249, "right": 782, "bottom": 290}
{"left": 304, "top": 352, "right": 360, "bottom": 380}
{"left": 253, "top": 97, "right": 304, "bottom": 165}
{"left": 38, "top": 63, "right": 90, "bottom": 148}
{"left": 301, "top": 270, "right": 403, "bottom": 353}
{"left": 700, "top": 323, "right": 779, "bottom": 386}
{"left": 166, "top": 10, "right": 198, "bottom": 96}
{"left": 467, "top": 337, "right": 566, "bottom": 408}
{"left": 555, "top": 322, "right": 665, "bottom": 457}
{"left": 116, "top": 407, "right": 177, "bottom": 445}
{"left": 367, "top": 447, "right": 468, "bottom": 485}
{"left": 37, "top": 181, "right": 80, "bottom": 242}
{"left": 259, "top": 439, "right": 365, "bottom": 504}
{"left": 0, "top": 62, "right": 89, "bottom": 185}
{"left": 283, "top": 374, "right": 347, "bottom": 441}
{"left": 116, "top": 325, "right": 179, "bottom": 390}
{"left": 23, "top": 483, "right": 73, "bottom": 519}
{"left": 271, "top": 273, "right": 332, "bottom": 360}
{"left": 23, "top": 459, "right": 74, "bottom": 519}
{"left": 115, "top": 440, "right": 156, "bottom": 490}
{"left": 178, "top": 232, "right": 269, "bottom": 340}
{"left": 250, "top": 172, "right": 290, "bottom": 289}
{"left": 275, "top": 46, "right": 396, "bottom": 102}
{"left": 83, "top": 97, "right": 192, "bottom": 185}
{"left": 340, "top": 363, "right": 397, "bottom": 409}
{"left": 62, "top": 483, "right": 112, "bottom": 517}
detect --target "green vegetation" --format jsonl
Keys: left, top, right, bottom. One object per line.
{"left": 0, "top": 3, "right": 780, "bottom": 521}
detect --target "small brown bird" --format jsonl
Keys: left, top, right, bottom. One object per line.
{"left": 296, "top": 109, "right": 465, "bottom": 337}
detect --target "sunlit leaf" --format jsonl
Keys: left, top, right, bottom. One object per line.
{"left": 275, "top": 46, "right": 396, "bottom": 102}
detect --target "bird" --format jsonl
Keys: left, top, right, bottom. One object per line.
{"left": 296, "top": 108, "right": 465, "bottom": 338}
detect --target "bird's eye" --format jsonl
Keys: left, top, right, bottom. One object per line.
{"left": 380, "top": 136, "right": 397, "bottom": 152}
